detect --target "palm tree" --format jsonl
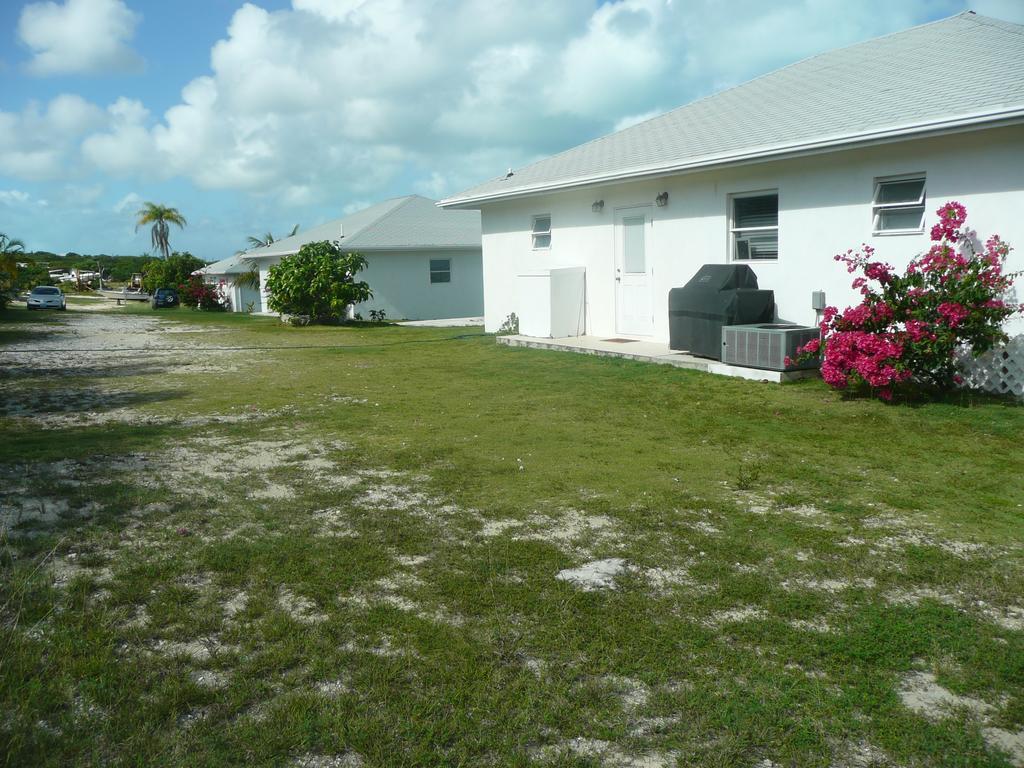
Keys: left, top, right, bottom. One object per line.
{"left": 0, "top": 233, "right": 25, "bottom": 280}
{"left": 135, "top": 203, "right": 187, "bottom": 259}
{"left": 234, "top": 224, "right": 299, "bottom": 290}
{"left": 0, "top": 233, "right": 25, "bottom": 308}
{"left": 238, "top": 224, "right": 299, "bottom": 254}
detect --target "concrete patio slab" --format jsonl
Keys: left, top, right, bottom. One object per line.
{"left": 398, "top": 317, "right": 484, "bottom": 327}
{"left": 496, "top": 334, "right": 818, "bottom": 383}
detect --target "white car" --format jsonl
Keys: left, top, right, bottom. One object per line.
{"left": 27, "top": 285, "right": 67, "bottom": 311}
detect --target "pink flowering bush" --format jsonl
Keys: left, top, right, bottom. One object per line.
{"left": 789, "top": 201, "right": 1021, "bottom": 400}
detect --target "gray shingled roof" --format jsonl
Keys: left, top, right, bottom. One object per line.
{"left": 440, "top": 12, "right": 1024, "bottom": 208}
{"left": 246, "top": 195, "right": 480, "bottom": 260}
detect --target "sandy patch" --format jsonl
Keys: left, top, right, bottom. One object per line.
{"left": 899, "top": 671, "right": 994, "bottom": 718}
{"left": 883, "top": 587, "right": 960, "bottom": 607}
{"left": 601, "top": 675, "right": 650, "bottom": 711}
{"left": 277, "top": 587, "right": 328, "bottom": 624}
{"left": 291, "top": 753, "right": 364, "bottom": 768}
{"left": 981, "top": 728, "right": 1024, "bottom": 767}
{"left": 250, "top": 483, "right": 296, "bottom": 500}
{"left": 986, "top": 605, "right": 1024, "bottom": 632}
{"left": 898, "top": 670, "right": 1024, "bottom": 764}
{"left": 1, "top": 497, "right": 101, "bottom": 533}
{"left": 531, "top": 737, "right": 675, "bottom": 767}
{"left": 781, "top": 576, "right": 875, "bottom": 594}
{"left": 152, "top": 637, "right": 236, "bottom": 663}
{"left": 341, "top": 635, "right": 419, "bottom": 659}
{"left": 315, "top": 679, "right": 351, "bottom": 698}
{"left": 310, "top": 508, "right": 359, "bottom": 538}
{"left": 704, "top": 606, "right": 766, "bottom": 627}
{"left": 789, "top": 617, "right": 834, "bottom": 634}
{"left": 48, "top": 556, "right": 112, "bottom": 587}
{"left": 556, "top": 558, "right": 628, "bottom": 591}
{"left": 190, "top": 670, "right": 229, "bottom": 689}
{"left": 480, "top": 508, "right": 624, "bottom": 557}
{"left": 223, "top": 591, "right": 249, "bottom": 619}
{"left": 0, "top": 313, "right": 253, "bottom": 382}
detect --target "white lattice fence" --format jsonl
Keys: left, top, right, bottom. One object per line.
{"left": 956, "top": 334, "right": 1024, "bottom": 397}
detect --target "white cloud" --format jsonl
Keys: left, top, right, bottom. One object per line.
{"left": 81, "top": 98, "right": 155, "bottom": 176}
{"left": 0, "top": 190, "right": 32, "bottom": 205}
{"left": 0, "top": 94, "right": 106, "bottom": 179}
{"left": 342, "top": 200, "right": 371, "bottom": 215}
{"left": 0, "top": 189, "right": 49, "bottom": 208}
{"left": 18, "top": 0, "right": 143, "bottom": 76}
{"left": 613, "top": 109, "right": 665, "bottom": 133}
{"left": 4, "top": 0, "right": 950, "bottom": 214}
{"left": 112, "top": 192, "right": 141, "bottom": 214}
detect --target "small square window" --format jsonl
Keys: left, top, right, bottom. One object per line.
{"left": 730, "top": 192, "right": 778, "bottom": 261}
{"left": 429, "top": 258, "right": 451, "bottom": 284}
{"left": 873, "top": 176, "right": 925, "bottom": 234}
{"left": 532, "top": 215, "right": 551, "bottom": 250}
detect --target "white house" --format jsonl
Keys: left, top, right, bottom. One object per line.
{"left": 439, "top": 12, "right": 1024, "bottom": 345}
{"left": 195, "top": 255, "right": 263, "bottom": 313}
{"left": 244, "top": 195, "right": 483, "bottom": 321}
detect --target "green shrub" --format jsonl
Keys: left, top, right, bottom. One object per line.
{"left": 141, "top": 252, "right": 206, "bottom": 293}
{"left": 265, "top": 241, "right": 372, "bottom": 324}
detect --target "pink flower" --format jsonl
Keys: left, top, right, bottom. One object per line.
{"left": 937, "top": 302, "right": 969, "bottom": 328}
{"left": 930, "top": 201, "right": 967, "bottom": 242}
{"left": 904, "top": 320, "right": 933, "bottom": 342}
{"left": 863, "top": 261, "right": 895, "bottom": 284}
{"left": 797, "top": 338, "right": 821, "bottom": 355}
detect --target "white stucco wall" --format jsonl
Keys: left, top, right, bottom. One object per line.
{"left": 477, "top": 124, "right": 1024, "bottom": 340}
{"left": 254, "top": 248, "right": 483, "bottom": 321}
{"left": 203, "top": 276, "right": 262, "bottom": 313}
{"left": 352, "top": 249, "right": 483, "bottom": 320}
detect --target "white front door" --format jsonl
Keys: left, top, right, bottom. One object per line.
{"left": 614, "top": 206, "right": 654, "bottom": 336}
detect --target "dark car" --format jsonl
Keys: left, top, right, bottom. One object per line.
{"left": 151, "top": 287, "right": 180, "bottom": 309}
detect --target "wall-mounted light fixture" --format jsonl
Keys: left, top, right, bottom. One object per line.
{"left": 655, "top": 192, "right": 669, "bottom": 207}
{"left": 591, "top": 200, "right": 604, "bottom": 213}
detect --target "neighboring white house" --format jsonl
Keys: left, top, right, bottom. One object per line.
{"left": 243, "top": 195, "right": 483, "bottom": 321}
{"left": 195, "top": 255, "right": 263, "bottom": 313}
{"left": 439, "top": 12, "right": 1024, "bottom": 343}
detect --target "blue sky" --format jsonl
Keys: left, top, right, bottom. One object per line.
{"left": 1, "top": 0, "right": 1021, "bottom": 259}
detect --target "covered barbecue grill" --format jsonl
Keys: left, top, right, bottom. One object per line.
{"left": 668, "top": 265, "right": 775, "bottom": 358}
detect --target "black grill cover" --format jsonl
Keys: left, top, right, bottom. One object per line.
{"left": 669, "top": 265, "right": 774, "bottom": 358}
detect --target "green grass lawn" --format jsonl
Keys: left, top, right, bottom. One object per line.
{"left": 1, "top": 304, "right": 1022, "bottom": 767}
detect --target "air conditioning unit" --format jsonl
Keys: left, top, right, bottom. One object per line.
{"left": 721, "top": 324, "right": 820, "bottom": 371}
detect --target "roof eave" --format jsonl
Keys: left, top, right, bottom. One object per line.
{"left": 438, "top": 107, "right": 1024, "bottom": 209}
{"left": 242, "top": 243, "right": 479, "bottom": 258}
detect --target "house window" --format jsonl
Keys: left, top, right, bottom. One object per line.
{"left": 429, "top": 258, "right": 451, "bottom": 284}
{"left": 531, "top": 215, "right": 551, "bottom": 250}
{"left": 730, "top": 192, "right": 778, "bottom": 261}
{"left": 872, "top": 175, "right": 926, "bottom": 234}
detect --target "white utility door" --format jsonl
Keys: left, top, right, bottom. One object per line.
{"left": 614, "top": 206, "right": 654, "bottom": 336}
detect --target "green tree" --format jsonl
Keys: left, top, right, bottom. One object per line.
{"left": 265, "top": 241, "right": 371, "bottom": 324}
{"left": 14, "top": 260, "right": 50, "bottom": 292}
{"left": 0, "top": 233, "right": 26, "bottom": 309}
{"left": 141, "top": 252, "right": 206, "bottom": 293}
{"left": 135, "top": 203, "right": 187, "bottom": 259}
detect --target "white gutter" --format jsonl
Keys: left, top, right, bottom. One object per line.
{"left": 243, "top": 244, "right": 480, "bottom": 259}
{"left": 438, "top": 107, "right": 1024, "bottom": 208}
